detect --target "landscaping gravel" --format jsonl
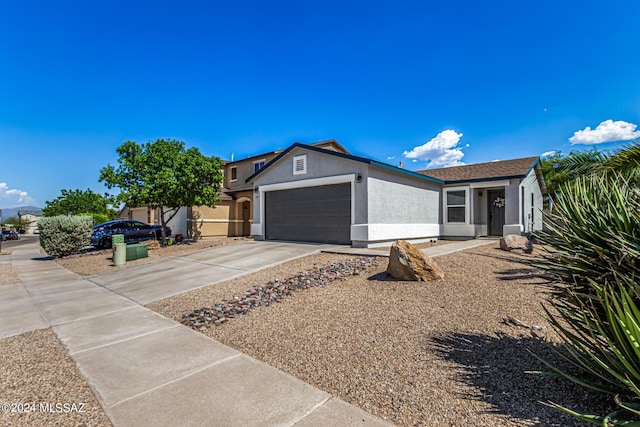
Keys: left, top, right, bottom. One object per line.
{"left": 181, "top": 257, "right": 380, "bottom": 329}
{"left": 0, "top": 328, "right": 112, "bottom": 427}
{"left": 149, "top": 244, "right": 614, "bottom": 427}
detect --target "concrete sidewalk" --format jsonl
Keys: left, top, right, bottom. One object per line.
{"left": 1, "top": 240, "right": 392, "bottom": 426}
{"left": 322, "top": 238, "right": 497, "bottom": 258}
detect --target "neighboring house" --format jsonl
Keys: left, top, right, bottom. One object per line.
{"left": 247, "top": 143, "right": 546, "bottom": 247}
{"left": 188, "top": 139, "right": 349, "bottom": 239}
{"left": 18, "top": 209, "right": 43, "bottom": 234}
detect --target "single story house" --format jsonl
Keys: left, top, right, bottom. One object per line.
{"left": 246, "top": 142, "right": 546, "bottom": 247}
{"left": 119, "top": 139, "right": 546, "bottom": 247}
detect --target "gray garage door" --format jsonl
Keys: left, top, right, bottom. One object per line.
{"left": 264, "top": 183, "right": 351, "bottom": 244}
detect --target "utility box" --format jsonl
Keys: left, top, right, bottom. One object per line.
{"left": 126, "top": 244, "right": 149, "bottom": 261}
{"left": 113, "top": 243, "right": 126, "bottom": 266}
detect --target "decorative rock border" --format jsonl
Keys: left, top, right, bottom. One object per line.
{"left": 182, "top": 257, "right": 381, "bottom": 330}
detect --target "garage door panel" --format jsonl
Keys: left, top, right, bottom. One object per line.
{"left": 264, "top": 183, "right": 351, "bottom": 244}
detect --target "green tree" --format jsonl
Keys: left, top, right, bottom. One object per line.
{"left": 539, "top": 149, "right": 604, "bottom": 197}
{"left": 99, "top": 139, "right": 224, "bottom": 243}
{"left": 43, "top": 189, "right": 117, "bottom": 219}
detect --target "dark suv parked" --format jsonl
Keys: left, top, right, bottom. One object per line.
{"left": 90, "top": 220, "right": 171, "bottom": 249}
{"left": 1, "top": 230, "right": 20, "bottom": 241}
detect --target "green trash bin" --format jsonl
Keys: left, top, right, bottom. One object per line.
{"left": 113, "top": 243, "right": 126, "bottom": 266}
{"left": 112, "top": 234, "right": 125, "bottom": 244}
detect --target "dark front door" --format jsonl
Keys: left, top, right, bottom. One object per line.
{"left": 242, "top": 201, "right": 251, "bottom": 236}
{"left": 488, "top": 190, "right": 505, "bottom": 236}
{"left": 264, "top": 183, "right": 351, "bottom": 244}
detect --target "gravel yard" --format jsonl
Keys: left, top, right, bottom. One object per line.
{"left": 53, "top": 237, "right": 252, "bottom": 276}
{"left": 0, "top": 328, "right": 112, "bottom": 427}
{"left": 149, "top": 244, "right": 613, "bottom": 426}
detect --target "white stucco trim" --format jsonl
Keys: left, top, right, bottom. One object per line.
{"left": 351, "top": 223, "right": 440, "bottom": 242}
{"left": 469, "top": 180, "right": 510, "bottom": 189}
{"left": 254, "top": 174, "right": 356, "bottom": 238}
{"left": 503, "top": 224, "right": 524, "bottom": 235}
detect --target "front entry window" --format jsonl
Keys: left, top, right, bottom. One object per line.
{"left": 446, "top": 190, "right": 466, "bottom": 223}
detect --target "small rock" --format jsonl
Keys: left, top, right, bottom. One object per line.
{"left": 500, "top": 234, "right": 532, "bottom": 252}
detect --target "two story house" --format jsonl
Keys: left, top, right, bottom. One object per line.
{"left": 187, "top": 139, "right": 349, "bottom": 239}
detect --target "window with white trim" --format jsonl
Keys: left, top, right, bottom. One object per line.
{"left": 446, "top": 189, "right": 466, "bottom": 223}
{"left": 253, "top": 159, "right": 266, "bottom": 173}
{"left": 293, "top": 155, "right": 307, "bottom": 175}
{"left": 230, "top": 166, "right": 238, "bottom": 182}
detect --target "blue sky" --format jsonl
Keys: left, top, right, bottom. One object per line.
{"left": 1, "top": 1, "right": 639, "bottom": 209}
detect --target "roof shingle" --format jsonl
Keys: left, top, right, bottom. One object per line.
{"left": 418, "top": 157, "right": 540, "bottom": 183}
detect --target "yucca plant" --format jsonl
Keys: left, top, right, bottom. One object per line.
{"left": 534, "top": 170, "right": 640, "bottom": 425}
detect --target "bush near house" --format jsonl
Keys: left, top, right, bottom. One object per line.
{"left": 38, "top": 216, "right": 93, "bottom": 258}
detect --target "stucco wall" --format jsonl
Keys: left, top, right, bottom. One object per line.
{"left": 504, "top": 179, "right": 521, "bottom": 226}
{"left": 520, "top": 169, "right": 544, "bottom": 232}
{"left": 191, "top": 203, "right": 233, "bottom": 238}
{"left": 366, "top": 176, "right": 439, "bottom": 224}
{"left": 251, "top": 147, "right": 369, "bottom": 229}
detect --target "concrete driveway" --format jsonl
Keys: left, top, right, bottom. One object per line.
{"left": 87, "top": 240, "right": 339, "bottom": 304}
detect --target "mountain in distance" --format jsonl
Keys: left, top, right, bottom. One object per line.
{"left": 0, "top": 205, "right": 43, "bottom": 221}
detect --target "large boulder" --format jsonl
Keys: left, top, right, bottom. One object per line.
{"left": 500, "top": 234, "right": 533, "bottom": 253}
{"left": 386, "top": 240, "right": 444, "bottom": 281}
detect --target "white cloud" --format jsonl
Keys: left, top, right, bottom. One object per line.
{"left": 541, "top": 150, "right": 557, "bottom": 157}
{"left": 569, "top": 119, "right": 640, "bottom": 145}
{"left": 386, "top": 156, "right": 395, "bottom": 160}
{"left": 0, "top": 183, "right": 35, "bottom": 208}
{"left": 403, "top": 130, "right": 466, "bottom": 168}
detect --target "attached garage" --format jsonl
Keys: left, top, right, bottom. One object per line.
{"left": 264, "top": 183, "right": 351, "bottom": 244}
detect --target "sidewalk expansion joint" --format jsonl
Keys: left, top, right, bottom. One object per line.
{"left": 286, "top": 396, "right": 332, "bottom": 426}
{"left": 107, "top": 353, "right": 242, "bottom": 409}
{"left": 65, "top": 324, "right": 181, "bottom": 356}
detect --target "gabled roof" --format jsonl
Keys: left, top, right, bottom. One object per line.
{"left": 246, "top": 143, "right": 444, "bottom": 185}
{"left": 225, "top": 139, "right": 349, "bottom": 165}
{"left": 18, "top": 209, "right": 43, "bottom": 217}
{"left": 418, "top": 157, "right": 541, "bottom": 183}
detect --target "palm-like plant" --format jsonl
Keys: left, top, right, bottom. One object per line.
{"left": 535, "top": 141, "right": 640, "bottom": 425}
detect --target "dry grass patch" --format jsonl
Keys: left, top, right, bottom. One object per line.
{"left": 0, "top": 263, "right": 21, "bottom": 285}
{"left": 150, "top": 244, "right": 613, "bottom": 426}
{"left": 0, "top": 328, "right": 111, "bottom": 427}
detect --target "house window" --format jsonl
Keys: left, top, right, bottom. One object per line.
{"left": 293, "top": 155, "right": 307, "bottom": 175}
{"left": 446, "top": 189, "right": 466, "bottom": 223}
{"left": 230, "top": 166, "right": 238, "bottom": 182}
{"left": 253, "top": 159, "right": 266, "bottom": 173}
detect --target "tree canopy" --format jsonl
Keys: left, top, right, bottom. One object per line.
{"left": 99, "top": 139, "right": 224, "bottom": 242}
{"left": 540, "top": 143, "right": 640, "bottom": 197}
{"left": 43, "top": 188, "right": 117, "bottom": 219}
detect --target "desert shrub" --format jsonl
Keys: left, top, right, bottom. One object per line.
{"left": 534, "top": 172, "right": 640, "bottom": 424}
{"left": 38, "top": 215, "right": 93, "bottom": 258}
